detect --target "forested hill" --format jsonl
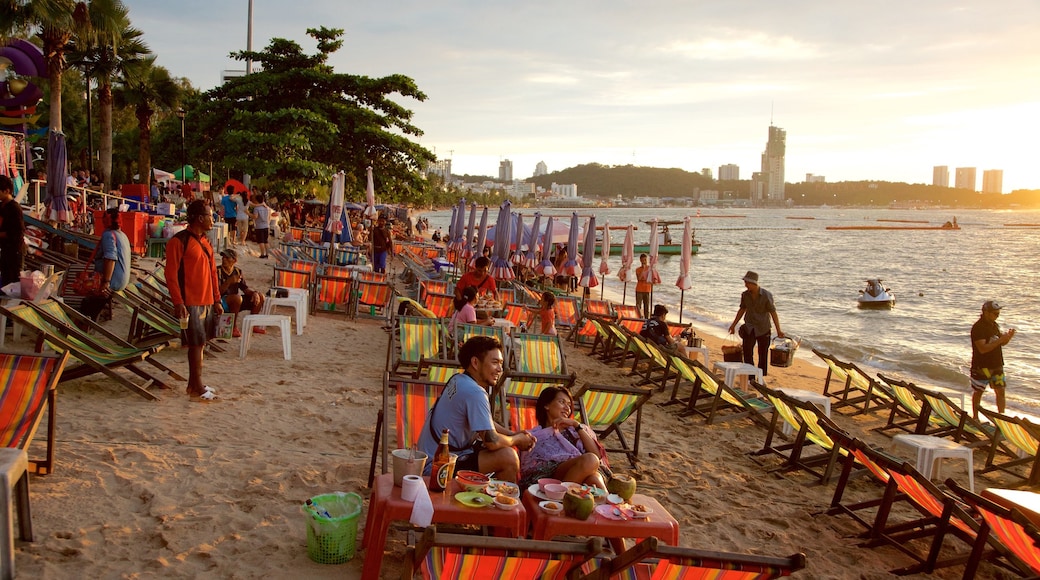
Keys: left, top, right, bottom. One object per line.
{"left": 529, "top": 164, "right": 714, "bottom": 197}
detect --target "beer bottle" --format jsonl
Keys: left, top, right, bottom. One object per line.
{"left": 429, "top": 428, "right": 451, "bottom": 491}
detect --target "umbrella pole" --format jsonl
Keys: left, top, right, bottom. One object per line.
{"left": 679, "top": 290, "right": 684, "bottom": 324}
{"left": 600, "top": 278, "right": 605, "bottom": 301}
{"left": 622, "top": 282, "right": 627, "bottom": 305}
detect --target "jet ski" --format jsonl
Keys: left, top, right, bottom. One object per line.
{"left": 858, "top": 279, "right": 895, "bottom": 309}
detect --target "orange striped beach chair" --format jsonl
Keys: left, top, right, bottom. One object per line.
{"left": 553, "top": 295, "right": 580, "bottom": 332}
{"left": 288, "top": 226, "right": 304, "bottom": 241}
{"left": 420, "top": 280, "right": 453, "bottom": 303}
{"left": 288, "top": 259, "right": 319, "bottom": 285}
{"left": 501, "top": 302, "right": 527, "bottom": 327}
{"left": 0, "top": 350, "right": 70, "bottom": 475}
{"left": 370, "top": 375, "right": 446, "bottom": 486}
{"left": 422, "top": 293, "right": 455, "bottom": 319}
{"left": 584, "top": 536, "right": 806, "bottom": 580}
{"left": 946, "top": 478, "right": 1040, "bottom": 579}
{"left": 312, "top": 274, "right": 353, "bottom": 314}
{"left": 613, "top": 303, "right": 641, "bottom": 320}
{"left": 497, "top": 288, "right": 516, "bottom": 305}
{"left": 408, "top": 526, "right": 604, "bottom": 580}
{"left": 360, "top": 271, "right": 388, "bottom": 283}
{"left": 322, "top": 264, "right": 355, "bottom": 279}
{"left": 825, "top": 436, "right": 908, "bottom": 532}
{"left": 272, "top": 265, "right": 312, "bottom": 291}
{"left": 353, "top": 279, "right": 392, "bottom": 320}
{"left": 574, "top": 382, "right": 653, "bottom": 468}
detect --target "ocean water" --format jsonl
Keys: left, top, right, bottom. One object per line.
{"left": 422, "top": 207, "right": 1040, "bottom": 413}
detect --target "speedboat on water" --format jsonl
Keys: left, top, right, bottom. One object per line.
{"left": 858, "top": 279, "right": 895, "bottom": 309}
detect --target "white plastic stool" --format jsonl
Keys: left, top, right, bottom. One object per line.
{"left": 712, "top": 361, "right": 764, "bottom": 390}
{"left": 0, "top": 448, "right": 32, "bottom": 580}
{"left": 893, "top": 434, "right": 974, "bottom": 492}
{"left": 683, "top": 345, "right": 710, "bottom": 366}
{"left": 239, "top": 314, "right": 292, "bottom": 360}
{"left": 262, "top": 291, "right": 307, "bottom": 336}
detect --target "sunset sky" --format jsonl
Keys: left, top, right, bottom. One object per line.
{"left": 129, "top": 1, "right": 1039, "bottom": 191}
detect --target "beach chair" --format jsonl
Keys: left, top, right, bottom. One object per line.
{"left": 500, "top": 370, "right": 577, "bottom": 431}
{"left": 111, "top": 287, "right": 181, "bottom": 350}
{"left": 352, "top": 279, "right": 392, "bottom": 321}
{"left": 839, "top": 360, "right": 896, "bottom": 415}
{"left": 370, "top": 375, "right": 447, "bottom": 487}
{"left": 500, "top": 302, "right": 527, "bottom": 328}
{"left": 419, "top": 280, "right": 453, "bottom": 303}
{"left": 407, "top": 525, "right": 604, "bottom": 580}
{"left": 750, "top": 381, "right": 847, "bottom": 484}
{"left": 589, "top": 320, "right": 631, "bottom": 364}
{"left": 272, "top": 265, "right": 311, "bottom": 292}
{"left": 977, "top": 409, "right": 1040, "bottom": 486}
{"left": 413, "top": 358, "right": 463, "bottom": 383}
{"left": 287, "top": 259, "right": 319, "bottom": 285}
{"left": 811, "top": 349, "right": 886, "bottom": 414}
{"left": 574, "top": 383, "right": 653, "bottom": 467}
{"left": 497, "top": 288, "right": 516, "bottom": 305}
{"left": 553, "top": 295, "right": 581, "bottom": 334}
{"left": 359, "top": 271, "right": 388, "bottom": 283}
{"left": 512, "top": 333, "right": 567, "bottom": 375}
{"left": 874, "top": 374, "right": 950, "bottom": 436}
{"left": 616, "top": 329, "right": 676, "bottom": 389}
{"left": 0, "top": 302, "right": 173, "bottom": 401}
{"left": 864, "top": 461, "right": 980, "bottom": 576}
{"left": 390, "top": 317, "right": 446, "bottom": 377}
{"left": 665, "top": 355, "right": 773, "bottom": 427}
{"left": 454, "top": 322, "right": 507, "bottom": 360}
{"left": 612, "top": 303, "right": 641, "bottom": 321}
{"left": 908, "top": 384, "right": 1000, "bottom": 450}
{"left": 945, "top": 478, "right": 1040, "bottom": 579}
{"left": 0, "top": 350, "right": 70, "bottom": 475}
{"left": 422, "top": 293, "right": 455, "bottom": 319}
{"left": 311, "top": 273, "right": 353, "bottom": 314}
{"left": 825, "top": 436, "right": 911, "bottom": 532}
{"left": 321, "top": 264, "right": 355, "bottom": 279}
{"left": 583, "top": 535, "right": 807, "bottom": 580}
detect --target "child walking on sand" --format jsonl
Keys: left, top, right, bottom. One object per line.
{"left": 526, "top": 291, "right": 558, "bottom": 336}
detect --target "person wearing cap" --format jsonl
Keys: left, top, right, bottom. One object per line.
{"left": 970, "top": 300, "right": 1015, "bottom": 420}
{"left": 728, "top": 271, "right": 784, "bottom": 377}
{"left": 217, "top": 248, "right": 265, "bottom": 338}
{"left": 81, "top": 208, "right": 131, "bottom": 320}
{"left": 165, "top": 199, "right": 224, "bottom": 402}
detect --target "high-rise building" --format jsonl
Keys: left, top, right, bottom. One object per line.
{"left": 982, "top": 169, "right": 1004, "bottom": 194}
{"left": 533, "top": 161, "right": 548, "bottom": 177}
{"left": 759, "top": 125, "right": 786, "bottom": 201}
{"left": 426, "top": 159, "right": 451, "bottom": 183}
{"left": 718, "top": 164, "right": 739, "bottom": 180}
{"left": 805, "top": 174, "right": 826, "bottom": 183}
{"left": 551, "top": 183, "right": 578, "bottom": 198}
{"left": 955, "top": 167, "right": 977, "bottom": 191}
{"left": 933, "top": 166, "right": 949, "bottom": 187}
{"left": 701, "top": 168, "right": 713, "bottom": 180}
{"left": 499, "top": 159, "right": 513, "bottom": 182}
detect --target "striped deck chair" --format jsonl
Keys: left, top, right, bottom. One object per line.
{"left": 978, "top": 409, "right": 1040, "bottom": 485}
{"left": 370, "top": 375, "right": 448, "bottom": 486}
{"left": 811, "top": 349, "right": 879, "bottom": 413}
{"left": 512, "top": 333, "right": 566, "bottom": 374}
{"left": 288, "top": 226, "right": 304, "bottom": 241}
{"left": 874, "top": 374, "right": 950, "bottom": 436}
{"left": 422, "top": 293, "right": 455, "bottom": 319}
{"left": 612, "top": 303, "right": 641, "bottom": 320}
{"left": 408, "top": 526, "right": 604, "bottom": 580}
{"left": 946, "top": 478, "right": 1040, "bottom": 579}
{"left": 321, "top": 264, "right": 355, "bottom": 279}
{"left": 501, "top": 370, "right": 576, "bottom": 431}
{"left": 574, "top": 383, "right": 653, "bottom": 467}
{"left": 455, "top": 323, "right": 507, "bottom": 360}
{"left": 0, "top": 350, "right": 70, "bottom": 475}
{"left": 750, "top": 381, "right": 847, "bottom": 483}
{"left": 514, "top": 283, "right": 543, "bottom": 306}
{"left": 391, "top": 317, "right": 445, "bottom": 377}
{"left": 333, "top": 245, "right": 362, "bottom": 266}
{"left": 553, "top": 295, "right": 581, "bottom": 333}
{"left": 619, "top": 330, "right": 675, "bottom": 389}
{"left": 501, "top": 302, "right": 527, "bottom": 327}
{"left": 591, "top": 320, "right": 633, "bottom": 364}
{"left": 866, "top": 462, "right": 980, "bottom": 576}
{"left": 0, "top": 303, "right": 168, "bottom": 401}
{"left": 272, "top": 265, "right": 311, "bottom": 291}
{"left": 908, "top": 384, "right": 1000, "bottom": 449}
{"left": 420, "top": 280, "right": 453, "bottom": 303}
{"left": 414, "top": 358, "right": 462, "bottom": 383}
{"left": 497, "top": 288, "right": 516, "bottom": 305}
{"left": 825, "top": 436, "right": 911, "bottom": 531}
{"left": 312, "top": 274, "right": 353, "bottom": 314}
{"left": 111, "top": 287, "right": 180, "bottom": 349}
{"left": 838, "top": 360, "right": 895, "bottom": 415}
{"left": 666, "top": 356, "right": 772, "bottom": 427}
{"left": 288, "top": 259, "right": 319, "bottom": 285}
{"left": 664, "top": 321, "right": 691, "bottom": 339}
{"left": 584, "top": 535, "right": 806, "bottom": 580}
{"left": 353, "top": 280, "right": 392, "bottom": 320}
{"left": 571, "top": 300, "right": 615, "bottom": 348}
{"left": 360, "top": 271, "right": 388, "bottom": 283}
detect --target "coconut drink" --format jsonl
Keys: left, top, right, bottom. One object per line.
{"left": 562, "top": 487, "right": 595, "bottom": 520}
{"left": 607, "top": 474, "right": 637, "bottom": 501}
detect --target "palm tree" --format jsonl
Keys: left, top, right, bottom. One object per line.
{"left": 114, "top": 57, "right": 180, "bottom": 181}
{"left": 69, "top": 2, "right": 146, "bottom": 189}
{"left": 0, "top": 1, "right": 122, "bottom": 133}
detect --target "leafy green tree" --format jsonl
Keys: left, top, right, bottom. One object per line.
{"left": 113, "top": 56, "right": 180, "bottom": 182}
{"left": 192, "top": 27, "right": 435, "bottom": 201}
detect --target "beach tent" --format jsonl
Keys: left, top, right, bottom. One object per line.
{"left": 172, "top": 165, "right": 210, "bottom": 183}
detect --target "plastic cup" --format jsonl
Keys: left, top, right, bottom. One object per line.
{"left": 179, "top": 315, "right": 190, "bottom": 330}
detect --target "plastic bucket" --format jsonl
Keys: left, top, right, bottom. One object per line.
{"left": 391, "top": 449, "right": 428, "bottom": 487}
{"left": 304, "top": 492, "right": 363, "bottom": 564}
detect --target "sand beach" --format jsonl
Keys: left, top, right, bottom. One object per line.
{"left": 10, "top": 243, "right": 1025, "bottom": 579}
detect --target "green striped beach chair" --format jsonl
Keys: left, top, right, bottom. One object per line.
{"left": 391, "top": 316, "right": 445, "bottom": 377}
{"left": 978, "top": 409, "right": 1040, "bottom": 485}
{"left": 574, "top": 383, "right": 653, "bottom": 468}
{"left": 512, "top": 333, "right": 566, "bottom": 374}
{"left": 666, "top": 355, "right": 772, "bottom": 427}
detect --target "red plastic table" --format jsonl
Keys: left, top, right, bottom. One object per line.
{"left": 521, "top": 492, "right": 679, "bottom": 547}
{"left": 361, "top": 473, "right": 527, "bottom": 579}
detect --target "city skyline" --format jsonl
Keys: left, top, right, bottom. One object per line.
{"left": 126, "top": 1, "right": 1039, "bottom": 191}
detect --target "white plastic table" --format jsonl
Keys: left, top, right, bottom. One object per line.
{"left": 712, "top": 361, "right": 764, "bottom": 390}
{"left": 892, "top": 434, "right": 974, "bottom": 491}
{"left": 778, "top": 388, "right": 832, "bottom": 435}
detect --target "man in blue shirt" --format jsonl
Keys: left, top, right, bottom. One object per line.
{"left": 220, "top": 185, "right": 239, "bottom": 246}
{"left": 418, "top": 336, "right": 535, "bottom": 484}
{"left": 82, "top": 208, "right": 131, "bottom": 320}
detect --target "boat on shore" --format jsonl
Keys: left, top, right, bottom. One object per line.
{"left": 858, "top": 279, "right": 895, "bottom": 309}
{"left": 606, "top": 220, "right": 701, "bottom": 255}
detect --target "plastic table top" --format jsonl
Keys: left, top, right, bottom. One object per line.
{"left": 981, "top": 488, "right": 1040, "bottom": 528}
{"left": 521, "top": 491, "right": 679, "bottom": 545}
{"left": 361, "top": 473, "right": 527, "bottom": 579}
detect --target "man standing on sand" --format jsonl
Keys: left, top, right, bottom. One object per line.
{"left": 418, "top": 336, "right": 536, "bottom": 484}
{"left": 0, "top": 175, "right": 25, "bottom": 289}
{"left": 970, "top": 300, "right": 1015, "bottom": 420}
{"left": 370, "top": 214, "right": 393, "bottom": 273}
{"left": 221, "top": 185, "right": 239, "bottom": 246}
{"left": 634, "top": 254, "right": 653, "bottom": 319}
{"left": 165, "top": 200, "right": 223, "bottom": 402}
{"left": 728, "top": 270, "right": 784, "bottom": 377}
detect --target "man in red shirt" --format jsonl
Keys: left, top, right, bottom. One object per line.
{"left": 165, "top": 200, "right": 223, "bottom": 402}
{"left": 455, "top": 256, "right": 498, "bottom": 301}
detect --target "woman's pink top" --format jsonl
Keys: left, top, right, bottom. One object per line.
{"left": 449, "top": 302, "right": 477, "bottom": 334}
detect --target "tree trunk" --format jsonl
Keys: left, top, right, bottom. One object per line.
{"left": 48, "top": 64, "right": 63, "bottom": 132}
{"left": 136, "top": 105, "right": 153, "bottom": 183}
{"left": 98, "top": 80, "right": 113, "bottom": 188}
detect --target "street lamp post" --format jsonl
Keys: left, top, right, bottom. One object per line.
{"left": 177, "top": 108, "right": 187, "bottom": 197}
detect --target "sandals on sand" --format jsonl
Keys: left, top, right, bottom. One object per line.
{"left": 190, "top": 389, "right": 219, "bottom": 403}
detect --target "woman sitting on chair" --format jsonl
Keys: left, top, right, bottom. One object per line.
{"left": 217, "top": 248, "right": 264, "bottom": 337}
{"left": 519, "top": 386, "right": 610, "bottom": 490}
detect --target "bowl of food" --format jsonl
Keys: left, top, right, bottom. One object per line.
{"left": 629, "top": 504, "right": 654, "bottom": 519}
{"left": 538, "top": 478, "right": 562, "bottom": 492}
{"left": 539, "top": 500, "right": 564, "bottom": 516}
{"left": 486, "top": 481, "right": 520, "bottom": 498}
{"left": 542, "top": 483, "right": 568, "bottom": 501}
{"left": 455, "top": 470, "right": 490, "bottom": 492}
{"left": 493, "top": 494, "right": 519, "bottom": 510}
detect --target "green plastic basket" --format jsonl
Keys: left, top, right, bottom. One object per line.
{"left": 304, "top": 492, "right": 363, "bottom": 564}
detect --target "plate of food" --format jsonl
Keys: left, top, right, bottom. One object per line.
{"left": 485, "top": 481, "right": 520, "bottom": 498}
{"left": 454, "top": 491, "right": 494, "bottom": 508}
{"left": 527, "top": 483, "right": 552, "bottom": 501}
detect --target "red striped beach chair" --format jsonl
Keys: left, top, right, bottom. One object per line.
{"left": 553, "top": 295, "right": 581, "bottom": 332}
{"left": 360, "top": 271, "right": 388, "bottom": 283}
{"left": 288, "top": 259, "right": 319, "bottom": 285}
{"left": 497, "top": 288, "right": 516, "bottom": 305}
{"left": 613, "top": 303, "right": 641, "bottom": 320}
{"left": 946, "top": 478, "right": 1040, "bottom": 578}
{"left": 825, "top": 437, "right": 910, "bottom": 532}
{"left": 422, "top": 293, "right": 455, "bottom": 319}
{"left": 501, "top": 302, "right": 527, "bottom": 327}
{"left": 370, "top": 375, "right": 446, "bottom": 487}
{"left": 312, "top": 274, "right": 353, "bottom": 314}
{"left": 272, "top": 265, "right": 311, "bottom": 291}
{"left": 585, "top": 536, "right": 806, "bottom": 580}
{"left": 322, "top": 264, "right": 355, "bottom": 279}
{"left": 0, "top": 350, "right": 70, "bottom": 475}
{"left": 420, "top": 280, "right": 453, "bottom": 303}
{"left": 353, "top": 279, "right": 392, "bottom": 320}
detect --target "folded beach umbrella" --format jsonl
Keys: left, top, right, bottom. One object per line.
{"left": 618, "top": 224, "right": 635, "bottom": 305}
{"left": 469, "top": 206, "right": 489, "bottom": 269}
{"left": 463, "top": 202, "right": 478, "bottom": 261}
{"left": 511, "top": 213, "right": 525, "bottom": 265}
{"left": 46, "top": 130, "right": 70, "bottom": 223}
{"left": 534, "top": 216, "right": 557, "bottom": 277}
{"left": 561, "top": 212, "right": 580, "bottom": 276}
{"left": 450, "top": 199, "right": 467, "bottom": 250}
{"left": 364, "top": 166, "right": 378, "bottom": 218}
{"left": 598, "top": 221, "right": 611, "bottom": 299}
{"left": 323, "top": 171, "right": 345, "bottom": 237}
{"left": 524, "top": 213, "right": 542, "bottom": 269}
{"left": 578, "top": 216, "right": 599, "bottom": 289}
{"left": 676, "top": 216, "right": 694, "bottom": 322}
{"left": 448, "top": 204, "right": 457, "bottom": 243}
{"left": 490, "top": 201, "right": 515, "bottom": 280}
